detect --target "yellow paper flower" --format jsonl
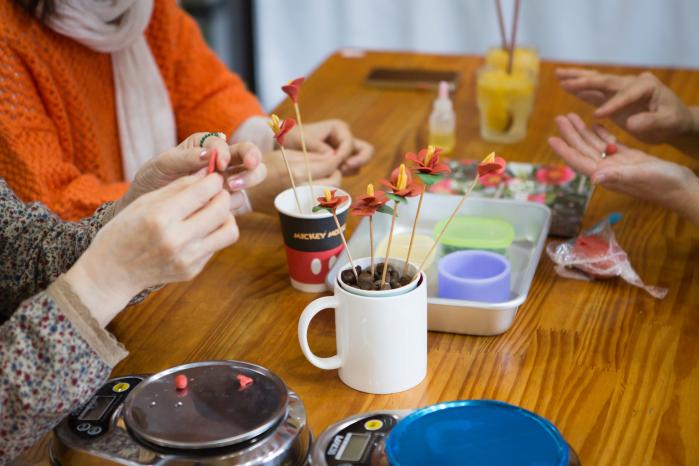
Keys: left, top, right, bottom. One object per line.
{"left": 366, "top": 183, "right": 374, "bottom": 197}
{"left": 324, "top": 188, "right": 333, "bottom": 202}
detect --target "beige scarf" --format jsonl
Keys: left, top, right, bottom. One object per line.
{"left": 46, "top": 0, "right": 176, "bottom": 180}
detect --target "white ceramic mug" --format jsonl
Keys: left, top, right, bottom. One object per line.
{"left": 298, "top": 257, "right": 427, "bottom": 394}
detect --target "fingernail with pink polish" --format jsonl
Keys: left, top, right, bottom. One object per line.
{"left": 199, "top": 148, "right": 209, "bottom": 159}
{"left": 228, "top": 176, "right": 247, "bottom": 190}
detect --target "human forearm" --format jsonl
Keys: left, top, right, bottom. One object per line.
{"left": 669, "top": 106, "right": 699, "bottom": 159}
{"left": 0, "top": 285, "right": 126, "bottom": 463}
{"left": 673, "top": 168, "right": 699, "bottom": 226}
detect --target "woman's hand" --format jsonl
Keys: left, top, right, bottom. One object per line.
{"left": 64, "top": 171, "right": 239, "bottom": 326}
{"left": 115, "top": 133, "right": 266, "bottom": 214}
{"left": 556, "top": 68, "right": 699, "bottom": 149}
{"left": 548, "top": 113, "right": 699, "bottom": 225}
{"left": 283, "top": 119, "right": 374, "bottom": 175}
{"left": 245, "top": 148, "right": 343, "bottom": 214}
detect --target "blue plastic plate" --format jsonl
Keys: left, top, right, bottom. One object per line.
{"left": 386, "top": 400, "right": 569, "bottom": 466}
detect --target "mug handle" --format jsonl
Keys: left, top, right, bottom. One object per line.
{"left": 298, "top": 296, "right": 342, "bottom": 370}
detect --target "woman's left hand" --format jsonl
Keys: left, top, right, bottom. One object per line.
{"left": 548, "top": 113, "right": 699, "bottom": 224}
{"left": 115, "top": 133, "right": 265, "bottom": 215}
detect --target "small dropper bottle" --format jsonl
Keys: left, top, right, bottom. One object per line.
{"left": 428, "top": 81, "right": 456, "bottom": 155}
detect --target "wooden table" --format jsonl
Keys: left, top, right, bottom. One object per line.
{"left": 33, "top": 52, "right": 699, "bottom": 466}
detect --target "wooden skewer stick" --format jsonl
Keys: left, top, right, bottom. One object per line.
{"left": 401, "top": 190, "right": 425, "bottom": 277}
{"left": 380, "top": 201, "right": 399, "bottom": 288}
{"left": 293, "top": 103, "right": 315, "bottom": 199}
{"left": 279, "top": 145, "right": 302, "bottom": 213}
{"left": 415, "top": 175, "right": 480, "bottom": 279}
{"left": 369, "top": 216, "right": 375, "bottom": 277}
{"left": 332, "top": 211, "right": 358, "bottom": 281}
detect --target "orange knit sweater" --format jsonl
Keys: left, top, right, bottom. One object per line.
{"left": 0, "top": 0, "right": 264, "bottom": 220}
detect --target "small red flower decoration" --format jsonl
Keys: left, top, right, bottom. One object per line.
{"left": 535, "top": 165, "right": 575, "bottom": 185}
{"left": 351, "top": 184, "right": 389, "bottom": 217}
{"left": 477, "top": 152, "right": 506, "bottom": 177}
{"left": 316, "top": 188, "right": 349, "bottom": 213}
{"left": 380, "top": 164, "right": 424, "bottom": 198}
{"left": 268, "top": 114, "right": 296, "bottom": 146}
{"left": 281, "top": 77, "right": 305, "bottom": 104}
{"left": 605, "top": 143, "right": 618, "bottom": 156}
{"left": 405, "top": 145, "right": 451, "bottom": 175}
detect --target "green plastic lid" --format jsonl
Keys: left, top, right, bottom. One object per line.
{"left": 433, "top": 216, "right": 514, "bottom": 251}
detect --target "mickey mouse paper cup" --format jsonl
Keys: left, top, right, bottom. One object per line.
{"left": 274, "top": 186, "right": 351, "bottom": 293}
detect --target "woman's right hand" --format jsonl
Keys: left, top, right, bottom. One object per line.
{"left": 64, "top": 170, "right": 238, "bottom": 326}
{"left": 556, "top": 68, "right": 698, "bottom": 147}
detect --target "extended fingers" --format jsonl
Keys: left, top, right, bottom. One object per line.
{"left": 547, "top": 136, "right": 597, "bottom": 176}
{"left": 181, "top": 189, "right": 232, "bottom": 238}
{"left": 594, "top": 74, "right": 656, "bottom": 118}
{"left": 226, "top": 163, "right": 267, "bottom": 191}
{"left": 567, "top": 113, "right": 606, "bottom": 153}
{"left": 229, "top": 142, "right": 262, "bottom": 170}
{"left": 555, "top": 115, "right": 600, "bottom": 160}
{"left": 327, "top": 120, "right": 354, "bottom": 159}
{"left": 201, "top": 214, "right": 240, "bottom": 254}
{"left": 167, "top": 173, "right": 225, "bottom": 219}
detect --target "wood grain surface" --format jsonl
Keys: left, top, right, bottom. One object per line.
{"left": 21, "top": 52, "right": 699, "bottom": 466}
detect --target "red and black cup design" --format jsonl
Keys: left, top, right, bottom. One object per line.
{"left": 274, "top": 187, "right": 351, "bottom": 292}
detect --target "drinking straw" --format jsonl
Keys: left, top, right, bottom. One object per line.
{"left": 507, "top": 0, "right": 521, "bottom": 74}
{"left": 495, "top": 0, "right": 508, "bottom": 50}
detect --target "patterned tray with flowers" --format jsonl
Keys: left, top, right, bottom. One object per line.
{"left": 429, "top": 160, "right": 593, "bottom": 237}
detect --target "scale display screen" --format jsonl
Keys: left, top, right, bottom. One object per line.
{"left": 79, "top": 396, "right": 116, "bottom": 421}
{"left": 337, "top": 433, "right": 371, "bottom": 461}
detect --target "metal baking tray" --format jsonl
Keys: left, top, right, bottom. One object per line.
{"left": 326, "top": 193, "right": 551, "bottom": 335}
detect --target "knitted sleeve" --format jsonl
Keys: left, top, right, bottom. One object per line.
{"left": 154, "top": 0, "right": 266, "bottom": 140}
{"left": 0, "top": 38, "right": 129, "bottom": 221}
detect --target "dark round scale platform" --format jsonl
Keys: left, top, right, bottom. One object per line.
{"left": 124, "top": 360, "right": 288, "bottom": 451}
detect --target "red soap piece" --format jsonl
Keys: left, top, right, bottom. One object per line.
{"left": 236, "top": 374, "right": 253, "bottom": 391}
{"left": 207, "top": 148, "right": 218, "bottom": 174}
{"left": 605, "top": 143, "right": 618, "bottom": 156}
{"left": 175, "top": 374, "right": 188, "bottom": 390}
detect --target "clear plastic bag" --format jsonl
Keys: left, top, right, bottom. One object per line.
{"left": 546, "top": 213, "right": 667, "bottom": 299}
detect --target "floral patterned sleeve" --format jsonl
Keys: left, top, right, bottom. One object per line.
{"left": 0, "top": 180, "right": 130, "bottom": 463}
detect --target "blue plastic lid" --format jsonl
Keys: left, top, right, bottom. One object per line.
{"left": 386, "top": 400, "right": 569, "bottom": 466}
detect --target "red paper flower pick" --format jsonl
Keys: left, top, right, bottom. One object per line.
{"left": 315, "top": 189, "right": 349, "bottom": 213}
{"left": 268, "top": 114, "right": 301, "bottom": 212}
{"left": 269, "top": 114, "right": 296, "bottom": 146}
{"left": 351, "top": 184, "right": 391, "bottom": 277}
{"left": 401, "top": 146, "right": 452, "bottom": 276}
{"left": 477, "top": 152, "right": 506, "bottom": 177}
{"left": 315, "top": 189, "right": 357, "bottom": 280}
{"left": 351, "top": 184, "right": 390, "bottom": 217}
{"left": 406, "top": 145, "right": 451, "bottom": 176}
{"left": 281, "top": 77, "right": 305, "bottom": 104}
{"left": 380, "top": 164, "right": 424, "bottom": 199}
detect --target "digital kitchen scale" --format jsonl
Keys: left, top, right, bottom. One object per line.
{"left": 312, "top": 401, "right": 582, "bottom": 466}
{"left": 50, "top": 360, "right": 311, "bottom": 466}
